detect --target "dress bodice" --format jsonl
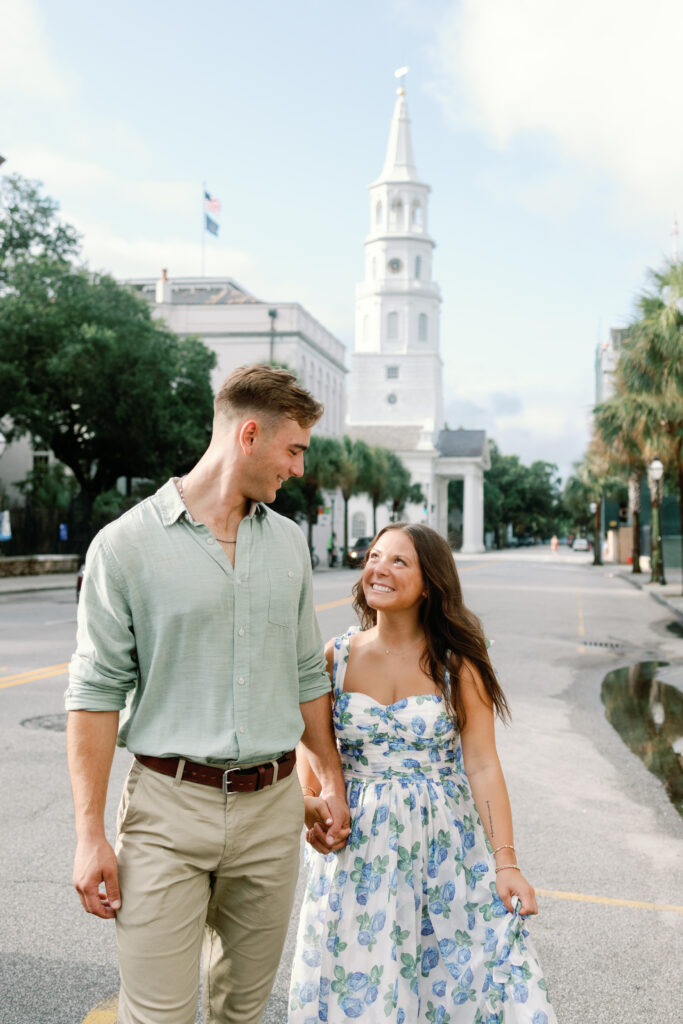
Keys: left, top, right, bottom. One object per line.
{"left": 332, "top": 631, "right": 463, "bottom": 782}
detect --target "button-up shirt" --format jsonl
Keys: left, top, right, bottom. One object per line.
{"left": 65, "top": 479, "right": 330, "bottom": 764}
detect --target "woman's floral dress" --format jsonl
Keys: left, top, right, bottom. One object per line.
{"left": 288, "top": 631, "right": 557, "bottom": 1024}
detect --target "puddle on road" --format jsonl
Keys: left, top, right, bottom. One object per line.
{"left": 601, "top": 662, "right": 683, "bottom": 818}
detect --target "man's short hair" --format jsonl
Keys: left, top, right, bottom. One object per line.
{"left": 215, "top": 364, "right": 324, "bottom": 428}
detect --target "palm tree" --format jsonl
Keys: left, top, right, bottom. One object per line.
{"left": 618, "top": 262, "right": 683, "bottom": 588}
{"left": 593, "top": 394, "right": 648, "bottom": 573}
{"left": 338, "top": 437, "right": 373, "bottom": 561}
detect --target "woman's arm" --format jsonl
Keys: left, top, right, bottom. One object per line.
{"left": 459, "top": 659, "right": 538, "bottom": 916}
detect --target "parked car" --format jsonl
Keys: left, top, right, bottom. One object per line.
{"left": 572, "top": 537, "right": 589, "bottom": 551}
{"left": 344, "top": 536, "right": 374, "bottom": 568}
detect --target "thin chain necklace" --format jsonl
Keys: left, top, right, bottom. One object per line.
{"left": 378, "top": 634, "right": 424, "bottom": 657}
{"left": 177, "top": 476, "right": 237, "bottom": 544}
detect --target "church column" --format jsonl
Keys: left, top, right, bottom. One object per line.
{"left": 461, "top": 465, "right": 485, "bottom": 553}
{"left": 434, "top": 475, "right": 448, "bottom": 540}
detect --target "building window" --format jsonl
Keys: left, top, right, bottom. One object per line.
{"left": 389, "top": 199, "right": 403, "bottom": 231}
{"left": 386, "top": 365, "right": 399, "bottom": 379}
{"left": 32, "top": 453, "right": 49, "bottom": 472}
{"left": 414, "top": 255, "right": 422, "bottom": 280}
{"left": 418, "top": 313, "right": 428, "bottom": 341}
{"left": 351, "top": 512, "right": 366, "bottom": 540}
{"left": 387, "top": 311, "right": 398, "bottom": 340}
{"left": 411, "top": 202, "right": 423, "bottom": 228}
{"left": 376, "top": 201, "right": 383, "bottom": 225}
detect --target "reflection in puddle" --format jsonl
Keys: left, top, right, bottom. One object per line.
{"left": 601, "top": 662, "right": 683, "bottom": 818}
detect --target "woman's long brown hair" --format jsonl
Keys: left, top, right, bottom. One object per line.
{"left": 351, "top": 522, "right": 510, "bottom": 731}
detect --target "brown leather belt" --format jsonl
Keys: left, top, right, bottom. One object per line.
{"left": 135, "top": 749, "right": 296, "bottom": 794}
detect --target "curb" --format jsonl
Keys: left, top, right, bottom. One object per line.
{"left": 615, "top": 570, "right": 683, "bottom": 624}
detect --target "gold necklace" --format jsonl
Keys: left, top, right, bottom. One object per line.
{"left": 379, "top": 635, "right": 424, "bottom": 657}
{"left": 177, "top": 476, "right": 238, "bottom": 544}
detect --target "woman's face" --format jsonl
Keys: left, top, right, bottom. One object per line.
{"left": 362, "top": 530, "right": 426, "bottom": 614}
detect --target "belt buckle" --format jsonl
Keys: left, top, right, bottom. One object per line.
{"left": 222, "top": 767, "right": 241, "bottom": 794}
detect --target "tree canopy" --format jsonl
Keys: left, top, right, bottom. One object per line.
{"left": 484, "top": 442, "right": 562, "bottom": 545}
{"left": 0, "top": 174, "right": 216, "bottom": 528}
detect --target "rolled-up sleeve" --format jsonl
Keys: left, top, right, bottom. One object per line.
{"left": 294, "top": 535, "right": 331, "bottom": 704}
{"left": 65, "top": 534, "right": 138, "bottom": 711}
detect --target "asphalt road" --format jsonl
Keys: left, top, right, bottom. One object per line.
{"left": 1, "top": 550, "right": 682, "bottom": 1023}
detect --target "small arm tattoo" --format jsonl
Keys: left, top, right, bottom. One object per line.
{"left": 486, "top": 801, "right": 494, "bottom": 838}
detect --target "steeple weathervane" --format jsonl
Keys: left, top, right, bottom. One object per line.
{"left": 394, "top": 65, "right": 409, "bottom": 96}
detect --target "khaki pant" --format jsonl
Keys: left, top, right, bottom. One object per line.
{"left": 114, "top": 758, "right": 303, "bottom": 1024}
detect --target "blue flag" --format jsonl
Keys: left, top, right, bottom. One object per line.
{"left": 205, "top": 213, "right": 219, "bottom": 237}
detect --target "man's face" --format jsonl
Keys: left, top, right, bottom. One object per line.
{"left": 249, "top": 417, "right": 310, "bottom": 502}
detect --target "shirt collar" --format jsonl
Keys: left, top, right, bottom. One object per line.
{"left": 156, "top": 478, "right": 267, "bottom": 527}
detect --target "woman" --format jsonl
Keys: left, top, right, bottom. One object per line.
{"left": 288, "top": 523, "right": 557, "bottom": 1024}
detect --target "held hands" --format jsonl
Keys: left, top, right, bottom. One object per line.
{"left": 304, "top": 793, "right": 351, "bottom": 854}
{"left": 495, "top": 868, "right": 538, "bottom": 917}
{"left": 73, "top": 836, "right": 121, "bottom": 919}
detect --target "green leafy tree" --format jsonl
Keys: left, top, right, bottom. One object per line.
{"left": 484, "top": 442, "right": 562, "bottom": 546}
{"left": 0, "top": 174, "right": 80, "bottom": 287}
{"left": 0, "top": 263, "right": 216, "bottom": 514}
{"left": 365, "top": 447, "right": 391, "bottom": 535}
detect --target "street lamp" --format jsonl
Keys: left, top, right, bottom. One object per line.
{"left": 589, "top": 501, "right": 602, "bottom": 566}
{"left": 648, "top": 457, "right": 666, "bottom": 585}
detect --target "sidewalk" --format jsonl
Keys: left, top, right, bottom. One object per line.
{"left": 611, "top": 564, "right": 683, "bottom": 621}
{"left": 0, "top": 572, "right": 77, "bottom": 596}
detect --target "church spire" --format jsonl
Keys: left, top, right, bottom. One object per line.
{"left": 375, "top": 70, "right": 420, "bottom": 184}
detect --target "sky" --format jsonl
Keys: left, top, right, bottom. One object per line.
{"left": 2, "top": 0, "right": 681, "bottom": 484}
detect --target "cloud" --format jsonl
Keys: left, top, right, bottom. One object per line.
{"left": 433, "top": 0, "right": 683, "bottom": 220}
{"left": 491, "top": 392, "right": 523, "bottom": 417}
{"left": 0, "top": 0, "right": 76, "bottom": 100}
{"left": 9, "top": 144, "right": 192, "bottom": 214}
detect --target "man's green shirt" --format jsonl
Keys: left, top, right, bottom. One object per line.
{"left": 65, "top": 479, "right": 330, "bottom": 764}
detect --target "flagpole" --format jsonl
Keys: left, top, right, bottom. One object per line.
{"left": 201, "top": 181, "right": 206, "bottom": 277}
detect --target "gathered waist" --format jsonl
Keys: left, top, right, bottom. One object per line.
{"left": 342, "top": 762, "right": 457, "bottom": 782}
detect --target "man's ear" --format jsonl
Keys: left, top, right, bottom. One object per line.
{"left": 238, "top": 419, "right": 259, "bottom": 454}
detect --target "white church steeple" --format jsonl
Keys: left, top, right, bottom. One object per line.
{"left": 347, "top": 76, "right": 443, "bottom": 436}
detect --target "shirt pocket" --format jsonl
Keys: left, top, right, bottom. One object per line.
{"left": 267, "top": 567, "right": 302, "bottom": 627}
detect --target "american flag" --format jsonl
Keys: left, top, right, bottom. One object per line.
{"left": 204, "top": 190, "right": 221, "bottom": 214}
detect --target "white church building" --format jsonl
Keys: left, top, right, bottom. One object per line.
{"left": 344, "top": 82, "right": 488, "bottom": 552}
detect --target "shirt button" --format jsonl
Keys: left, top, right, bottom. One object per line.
{"left": 236, "top": 578, "right": 242, "bottom": 585}
{"left": 238, "top": 628, "right": 245, "bottom": 637}
{"left": 237, "top": 677, "right": 245, "bottom": 686}
{"left": 288, "top": 570, "right": 294, "bottom": 578}
{"left": 207, "top": 537, "right": 214, "bottom": 545}
{"left": 239, "top": 725, "right": 245, "bottom": 734}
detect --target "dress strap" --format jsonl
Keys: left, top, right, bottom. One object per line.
{"left": 332, "top": 629, "right": 356, "bottom": 700}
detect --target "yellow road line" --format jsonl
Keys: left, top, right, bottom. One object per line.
{"left": 0, "top": 662, "right": 69, "bottom": 689}
{"left": 537, "top": 888, "right": 683, "bottom": 914}
{"left": 315, "top": 595, "right": 354, "bottom": 612}
{"left": 81, "top": 996, "right": 117, "bottom": 1023}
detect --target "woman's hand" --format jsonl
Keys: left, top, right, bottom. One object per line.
{"left": 303, "top": 796, "right": 350, "bottom": 853}
{"left": 496, "top": 868, "right": 538, "bottom": 917}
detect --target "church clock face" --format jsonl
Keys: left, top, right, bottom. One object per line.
{"left": 387, "top": 258, "right": 402, "bottom": 273}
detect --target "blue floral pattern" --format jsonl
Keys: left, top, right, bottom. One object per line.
{"left": 288, "top": 631, "right": 557, "bottom": 1023}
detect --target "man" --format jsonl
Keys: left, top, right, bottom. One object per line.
{"left": 66, "top": 364, "right": 349, "bottom": 1024}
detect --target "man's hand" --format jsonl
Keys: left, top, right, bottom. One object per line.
{"left": 73, "top": 836, "right": 121, "bottom": 919}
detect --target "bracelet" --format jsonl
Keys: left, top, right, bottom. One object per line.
{"left": 495, "top": 864, "right": 520, "bottom": 874}
{"left": 493, "top": 844, "right": 516, "bottom": 855}
{"left": 301, "top": 786, "right": 318, "bottom": 797}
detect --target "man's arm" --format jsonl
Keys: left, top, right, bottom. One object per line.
{"left": 299, "top": 694, "right": 350, "bottom": 848}
{"left": 67, "top": 709, "right": 121, "bottom": 918}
